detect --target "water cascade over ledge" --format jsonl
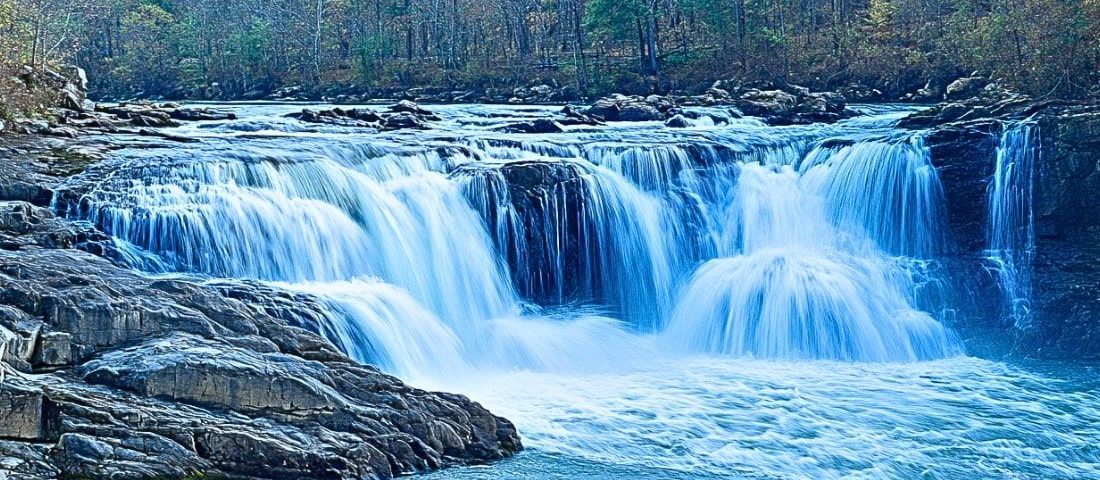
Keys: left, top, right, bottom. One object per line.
{"left": 51, "top": 104, "right": 1100, "bottom": 478}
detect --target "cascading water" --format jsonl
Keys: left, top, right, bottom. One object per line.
{"left": 986, "top": 122, "right": 1039, "bottom": 329}
{"left": 56, "top": 104, "right": 1100, "bottom": 478}
{"left": 664, "top": 159, "right": 958, "bottom": 361}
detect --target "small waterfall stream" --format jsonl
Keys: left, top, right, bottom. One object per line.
{"left": 54, "top": 104, "right": 1099, "bottom": 478}
{"left": 986, "top": 123, "right": 1039, "bottom": 329}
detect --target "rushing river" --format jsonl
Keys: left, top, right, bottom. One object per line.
{"left": 58, "top": 103, "right": 1100, "bottom": 479}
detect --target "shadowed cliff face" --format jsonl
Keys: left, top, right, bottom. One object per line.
{"left": 0, "top": 196, "right": 520, "bottom": 479}
{"left": 917, "top": 104, "right": 1100, "bottom": 360}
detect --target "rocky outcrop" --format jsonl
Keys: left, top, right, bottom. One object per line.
{"left": 583, "top": 94, "right": 674, "bottom": 122}
{"left": 581, "top": 83, "right": 849, "bottom": 125}
{"left": 286, "top": 102, "right": 439, "bottom": 131}
{"left": 903, "top": 91, "right": 1100, "bottom": 360}
{"left": 945, "top": 76, "right": 991, "bottom": 101}
{"left": 898, "top": 83, "right": 1044, "bottom": 129}
{"left": 454, "top": 161, "right": 590, "bottom": 305}
{"left": 497, "top": 119, "right": 566, "bottom": 134}
{"left": 1028, "top": 108, "right": 1100, "bottom": 359}
{"left": 0, "top": 142, "right": 522, "bottom": 478}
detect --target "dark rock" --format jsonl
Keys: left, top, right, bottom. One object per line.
{"left": 909, "top": 91, "right": 1100, "bottom": 360}
{"left": 585, "top": 97, "right": 623, "bottom": 121}
{"left": 166, "top": 108, "right": 236, "bottom": 122}
{"left": 841, "top": 83, "right": 883, "bottom": 102}
{"left": 43, "top": 126, "right": 79, "bottom": 139}
{"left": 288, "top": 108, "right": 380, "bottom": 128}
{"left": 383, "top": 112, "right": 428, "bottom": 130}
{"left": 665, "top": 114, "right": 692, "bottom": 128}
{"left": 560, "top": 105, "right": 603, "bottom": 126}
{"left": 619, "top": 104, "right": 663, "bottom": 122}
{"left": 129, "top": 113, "right": 178, "bottom": 128}
{"left": 31, "top": 331, "right": 72, "bottom": 369}
{"left": 137, "top": 128, "right": 200, "bottom": 143}
{"left": 498, "top": 119, "right": 566, "bottom": 134}
{"left": 0, "top": 385, "right": 48, "bottom": 440}
{"left": 388, "top": 100, "right": 434, "bottom": 117}
{"left": 584, "top": 95, "right": 674, "bottom": 122}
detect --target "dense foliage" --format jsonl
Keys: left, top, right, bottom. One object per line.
{"left": 3, "top": 0, "right": 1100, "bottom": 100}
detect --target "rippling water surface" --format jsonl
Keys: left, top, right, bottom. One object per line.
{"left": 425, "top": 357, "right": 1100, "bottom": 479}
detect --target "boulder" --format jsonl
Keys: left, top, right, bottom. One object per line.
{"left": 498, "top": 119, "right": 566, "bottom": 134}
{"left": 59, "top": 83, "right": 85, "bottom": 112}
{"left": 584, "top": 95, "right": 674, "bottom": 122}
{"left": 388, "top": 100, "right": 434, "bottom": 117}
{"left": 619, "top": 103, "right": 663, "bottom": 122}
{"left": 287, "top": 108, "right": 379, "bottom": 128}
{"left": 665, "top": 114, "right": 692, "bottom": 128}
{"left": 736, "top": 89, "right": 799, "bottom": 117}
{"left": 382, "top": 112, "right": 428, "bottom": 130}
{"left": 560, "top": 105, "right": 603, "bottom": 126}
{"left": 0, "top": 386, "right": 48, "bottom": 441}
{"left": 841, "top": 83, "right": 883, "bottom": 102}
{"left": 31, "top": 331, "right": 72, "bottom": 369}
{"left": 945, "top": 76, "right": 990, "bottom": 101}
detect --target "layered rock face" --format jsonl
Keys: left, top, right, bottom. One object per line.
{"left": 0, "top": 144, "right": 521, "bottom": 479}
{"left": 1030, "top": 109, "right": 1100, "bottom": 358}
{"left": 909, "top": 93, "right": 1100, "bottom": 360}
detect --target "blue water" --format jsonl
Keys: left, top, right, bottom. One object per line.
{"left": 56, "top": 103, "right": 1100, "bottom": 479}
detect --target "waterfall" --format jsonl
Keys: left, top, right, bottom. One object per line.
{"left": 664, "top": 160, "right": 959, "bottom": 361}
{"left": 58, "top": 104, "right": 964, "bottom": 376}
{"left": 986, "top": 123, "right": 1039, "bottom": 328}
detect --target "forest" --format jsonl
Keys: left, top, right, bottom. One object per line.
{"left": 2, "top": 0, "right": 1099, "bottom": 108}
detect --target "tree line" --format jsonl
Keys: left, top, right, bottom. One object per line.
{"left": 2, "top": 0, "right": 1099, "bottom": 103}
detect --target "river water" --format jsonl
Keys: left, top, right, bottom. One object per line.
{"left": 58, "top": 103, "right": 1100, "bottom": 479}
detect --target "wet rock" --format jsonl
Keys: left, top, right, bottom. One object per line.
{"left": 560, "top": 105, "right": 603, "bottom": 126}
{"left": 0, "top": 167, "right": 521, "bottom": 479}
{"left": 137, "top": 128, "right": 200, "bottom": 143}
{"left": 584, "top": 95, "right": 675, "bottom": 122}
{"left": 619, "top": 103, "right": 663, "bottom": 122}
{"left": 665, "top": 114, "right": 692, "bottom": 128}
{"left": 43, "top": 126, "right": 79, "bottom": 139}
{"left": 382, "top": 112, "right": 428, "bottom": 130}
{"left": 129, "top": 112, "right": 179, "bottom": 128}
{"left": 0, "top": 242, "right": 521, "bottom": 478}
{"left": 287, "top": 108, "right": 380, "bottom": 128}
{"left": 910, "top": 92, "right": 1100, "bottom": 360}
{"left": 388, "top": 100, "right": 435, "bottom": 117}
{"left": 165, "top": 107, "right": 236, "bottom": 122}
{"left": 498, "top": 119, "right": 566, "bottom": 134}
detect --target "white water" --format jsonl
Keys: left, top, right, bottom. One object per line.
{"left": 58, "top": 104, "right": 1100, "bottom": 478}
{"left": 987, "top": 123, "right": 1039, "bottom": 329}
